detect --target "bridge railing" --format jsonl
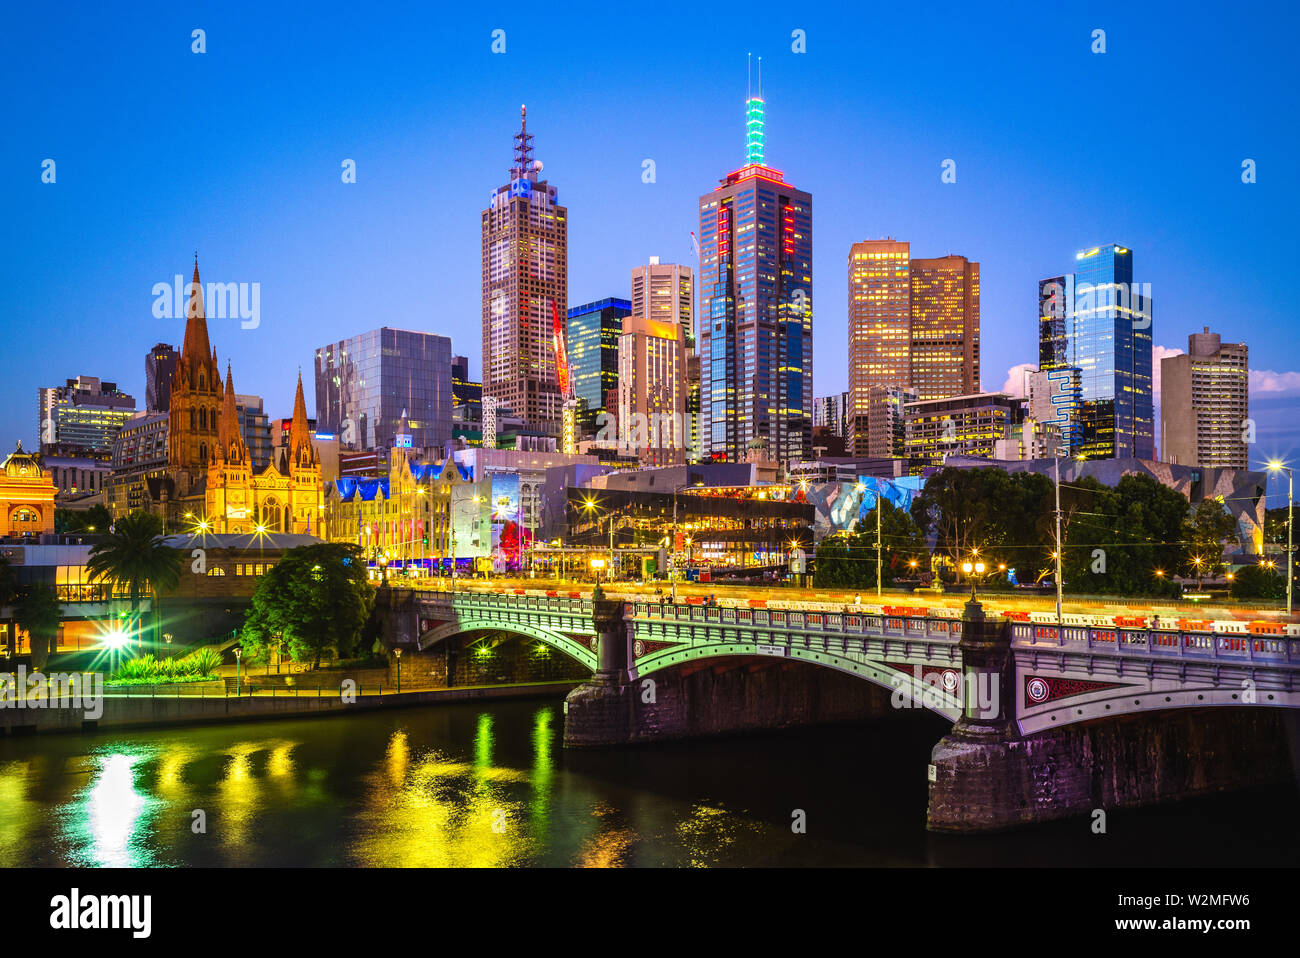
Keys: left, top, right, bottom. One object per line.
{"left": 627, "top": 601, "right": 962, "bottom": 642}
{"left": 1012, "top": 622, "right": 1300, "bottom": 665}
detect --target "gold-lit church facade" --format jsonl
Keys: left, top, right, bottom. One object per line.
{"left": 143, "top": 260, "right": 322, "bottom": 533}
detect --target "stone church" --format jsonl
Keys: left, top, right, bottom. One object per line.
{"left": 143, "top": 260, "right": 322, "bottom": 534}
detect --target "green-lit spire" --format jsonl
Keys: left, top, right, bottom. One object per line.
{"left": 745, "top": 54, "right": 765, "bottom": 166}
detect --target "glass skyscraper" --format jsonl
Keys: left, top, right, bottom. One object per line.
{"left": 1039, "top": 245, "right": 1153, "bottom": 460}
{"left": 697, "top": 74, "right": 812, "bottom": 462}
{"left": 567, "top": 298, "right": 630, "bottom": 432}
{"left": 314, "top": 327, "right": 452, "bottom": 455}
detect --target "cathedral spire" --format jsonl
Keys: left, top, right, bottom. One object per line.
{"left": 180, "top": 258, "right": 212, "bottom": 369}
{"left": 216, "top": 363, "right": 246, "bottom": 465}
{"left": 288, "top": 370, "right": 316, "bottom": 469}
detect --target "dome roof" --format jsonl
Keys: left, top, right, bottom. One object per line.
{"left": 2, "top": 441, "right": 43, "bottom": 479}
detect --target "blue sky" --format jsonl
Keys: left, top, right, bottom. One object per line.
{"left": 3, "top": 0, "right": 1298, "bottom": 499}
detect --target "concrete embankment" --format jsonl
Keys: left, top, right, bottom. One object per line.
{"left": 0, "top": 681, "right": 579, "bottom": 736}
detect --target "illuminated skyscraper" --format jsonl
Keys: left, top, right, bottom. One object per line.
{"left": 909, "top": 255, "right": 980, "bottom": 401}
{"left": 482, "top": 106, "right": 568, "bottom": 435}
{"left": 697, "top": 63, "right": 812, "bottom": 462}
{"left": 1039, "top": 245, "right": 1153, "bottom": 460}
{"left": 1160, "top": 327, "right": 1248, "bottom": 468}
{"left": 847, "top": 239, "right": 910, "bottom": 455}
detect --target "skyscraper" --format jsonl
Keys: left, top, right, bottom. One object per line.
{"left": 631, "top": 257, "right": 696, "bottom": 455}
{"left": 314, "top": 328, "right": 452, "bottom": 456}
{"left": 1160, "top": 327, "right": 1249, "bottom": 468}
{"left": 482, "top": 105, "right": 567, "bottom": 434}
{"left": 909, "top": 255, "right": 980, "bottom": 401}
{"left": 145, "top": 343, "right": 179, "bottom": 412}
{"left": 39, "top": 376, "right": 137, "bottom": 459}
{"left": 567, "top": 298, "right": 630, "bottom": 432}
{"left": 617, "top": 314, "right": 689, "bottom": 465}
{"left": 1039, "top": 245, "right": 1154, "bottom": 460}
{"left": 697, "top": 65, "right": 812, "bottom": 462}
{"left": 847, "top": 240, "right": 910, "bottom": 455}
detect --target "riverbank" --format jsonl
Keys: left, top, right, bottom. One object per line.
{"left": 0, "top": 680, "right": 580, "bottom": 736}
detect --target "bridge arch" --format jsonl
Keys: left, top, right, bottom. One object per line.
{"left": 417, "top": 617, "right": 597, "bottom": 672}
{"left": 631, "top": 641, "right": 963, "bottom": 723}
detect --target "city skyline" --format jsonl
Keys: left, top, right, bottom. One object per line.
{"left": 5, "top": 3, "right": 1299, "bottom": 493}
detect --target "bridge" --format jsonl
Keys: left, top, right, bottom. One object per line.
{"left": 387, "top": 587, "right": 1300, "bottom": 831}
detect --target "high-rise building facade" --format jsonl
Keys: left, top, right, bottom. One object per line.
{"left": 904, "top": 392, "right": 1023, "bottom": 467}
{"left": 617, "top": 315, "right": 689, "bottom": 465}
{"left": 1160, "top": 327, "right": 1249, "bottom": 468}
{"left": 146, "top": 343, "right": 179, "bottom": 412}
{"left": 1040, "top": 245, "right": 1154, "bottom": 460}
{"left": 697, "top": 75, "right": 812, "bottom": 463}
{"left": 234, "top": 394, "right": 273, "bottom": 472}
{"left": 847, "top": 240, "right": 910, "bottom": 454}
{"left": 813, "top": 392, "right": 849, "bottom": 438}
{"left": 482, "top": 106, "right": 567, "bottom": 434}
{"left": 450, "top": 355, "right": 483, "bottom": 425}
{"left": 909, "top": 255, "right": 980, "bottom": 401}
{"left": 38, "top": 376, "right": 137, "bottom": 460}
{"left": 314, "top": 327, "right": 453, "bottom": 455}
{"left": 567, "top": 298, "right": 630, "bottom": 434}
{"left": 631, "top": 258, "right": 695, "bottom": 456}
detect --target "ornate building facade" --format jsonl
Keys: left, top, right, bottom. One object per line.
{"left": 140, "top": 259, "right": 323, "bottom": 533}
{"left": 0, "top": 442, "right": 57, "bottom": 538}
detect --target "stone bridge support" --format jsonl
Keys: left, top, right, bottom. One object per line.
{"left": 564, "top": 594, "right": 894, "bottom": 746}
{"left": 927, "top": 600, "right": 1296, "bottom": 831}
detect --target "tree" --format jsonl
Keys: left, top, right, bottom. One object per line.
{"left": 1061, "top": 473, "right": 1189, "bottom": 596}
{"left": 1184, "top": 497, "right": 1238, "bottom": 587}
{"left": 1230, "top": 564, "right": 1285, "bottom": 601}
{"left": 54, "top": 504, "right": 112, "bottom": 535}
{"left": 814, "top": 499, "right": 926, "bottom": 589}
{"left": 85, "top": 511, "right": 183, "bottom": 649}
{"left": 14, "top": 585, "right": 62, "bottom": 670}
{"left": 242, "top": 543, "right": 374, "bottom": 668}
{"left": 910, "top": 467, "right": 1054, "bottom": 581}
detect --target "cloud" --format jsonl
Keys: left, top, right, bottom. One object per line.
{"left": 1000, "top": 363, "right": 1036, "bottom": 397}
{"left": 1151, "top": 345, "right": 1184, "bottom": 405}
{"left": 1251, "top": 369, "right": 1300, "bottom": 395}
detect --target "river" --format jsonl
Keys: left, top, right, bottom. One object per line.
{"left": 1, "top": 697, "right": 1296, "bottom": 867}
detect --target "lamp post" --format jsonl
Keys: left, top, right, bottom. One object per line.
{"left": 1053, "top": 452, "right": 1064, "bottom": 626}
{"left": 1267, "top": 460, "right": 1294, "bottom": 616}
{"left": 590, "top": 557, "right": 606, "bottom": 588}
{"left": 394, "top": 647, "right": 402, "bottom": 694}
{"left": 163, "top": 632, "right": 173, "bottom": 658}
{"left": 960, "top": 557, "right": 987, "bottom": 602}
{"left": 670, "top": 480, "right": 703, "bottom": 602}
{"left": 234, "top": 646, "right": 242, "bottom": 696}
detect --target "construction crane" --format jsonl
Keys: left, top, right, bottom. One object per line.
{"left": 552, "top": 300, "right": 579, "bottom": 455}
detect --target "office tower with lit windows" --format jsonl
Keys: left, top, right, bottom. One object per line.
{"left": 697, "top": 67, "right": 812, "bottom": 462}
{"left": 813, "top": 392, "right": 849, "bottom": 438}
{"left": 314, "top": 328, "right": 452, "bottom": 456}
{"left": 567, "top": 298, "right": 630, "bottom": 432}
{"left": 631, "top": 257, "right": 696, "bottom": 455}
{"left": 146, "top": 343, "right": 179, "bottom": 412}
{"left": 909, "top": 255, "right": 980, "bottom": 401}
{"left": 482, "top": 105, "right": 567, "bottom": 435}
{"left": 618, "top": 314, "right": 690, "bottom": 465}
{"left": 847, "top": 240, "right": 910, "bottom": 455}
{"left": 1160, "top": 327, "right": 1249, "bottom": 468}
{"left": 1039, "top": 245, "right": 1153, "bottom": 460}
{"left": 38, "top": 376, "right": 137, "bottom": 459}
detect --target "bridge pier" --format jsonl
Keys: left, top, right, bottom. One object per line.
{"left": 563, "top": 594, "right": 635, "bottom": 747}
{"left": 927, "top": 600, "right": 1296, "bottom": 831}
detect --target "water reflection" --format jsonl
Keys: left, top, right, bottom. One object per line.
{"left": 0, "top": 699, "right": 1292, "bottom": 868}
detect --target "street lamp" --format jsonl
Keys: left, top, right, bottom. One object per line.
{"left": 590, "top": 557, "right": 606, "bottom": 587}
{"left": 394, "top": 647, "right": 402, "bottom": 694}
{"left": 377, "top": 552, "right": 389, "bottom": 586}
{"left": 960, "top": 557, "right": 987, "bottom": 601}
{"left": 234, "top": 646, "right": 242, "bottom": 696}
{"left": 1266, "top": 459, "right": 1294, "bottom": 616}
{"left": 163, "top": 632, "right": 173, "bottom": 658}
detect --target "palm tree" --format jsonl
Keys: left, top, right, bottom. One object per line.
{"left": 15, "top": 584, "right": 62, "bottom": 670}
{"left": 86, "top": 511, "right": 182, "bottom": 651}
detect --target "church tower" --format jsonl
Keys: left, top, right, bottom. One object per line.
{"left": 167, "top": 258, "right": 223, "bottom": 480}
